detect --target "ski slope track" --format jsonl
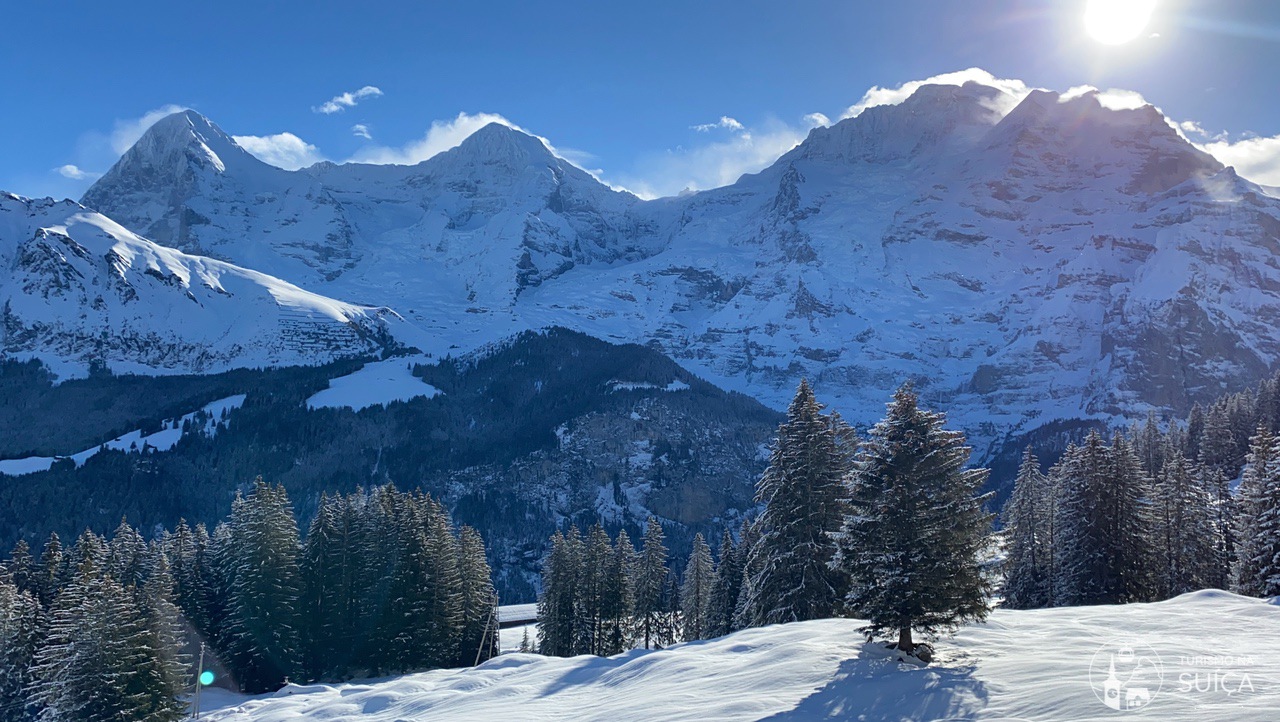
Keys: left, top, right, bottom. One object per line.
{"left": 198, "top": 590, "right": 1280, "bottom": 721}
{"left": 38, "top": 73, "right": 1280, "bottom": 454}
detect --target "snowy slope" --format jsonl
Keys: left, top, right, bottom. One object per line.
{"left": 198, "top": 590, "right": 1280, "bottom": 721}
{"left": 80, "top": 75, "right": 1280, "bottom": 455}
{"left": 305, "top": 354, "right": 440, "bottom": 411}
{"left": 0, "top": 193, "right": 410, "bottom": 375}
{"left": 0, "top": 394, "right": 245, "bottom": 476}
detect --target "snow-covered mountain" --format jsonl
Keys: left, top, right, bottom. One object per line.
{"left": 0, "top": 192, "right": 405, "bottom": 374}
{"left": 76, "top": 76, "right": 1280, "bottom": 456}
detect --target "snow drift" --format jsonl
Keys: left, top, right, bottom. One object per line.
{"left": 198, "top": 590, "right": 1280, "bottom": 721}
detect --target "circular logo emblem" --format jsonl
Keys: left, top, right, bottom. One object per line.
{"left": 1088, "top": 639, "right": 1164, "bottom": 711}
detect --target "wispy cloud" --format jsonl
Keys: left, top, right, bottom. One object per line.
{"left": 110, "top": 104, "right": 190, "bottom": 154}
{"left": 54, "top": 164, "right": 96, "bottom": 181}
{"left": 1200, "top": 134, "right": 1280, "bottom": 186}
{"left": 348, "top": 112, "right": 529, "bottom": 165}
{"left": 314, "top": 86, "right": 383, "bottom": 114}
{"left": 844, "top": 68, "right": 1029, "bottom": 119}
{"left": 691, "top": 116, "right": 746, "bottom": 133}
{"left": 351, "top": 124, "right": 372, "bottom": 140}
{"left": 612, "top": 113, "right": 828, "bottom": 199}
{"left": 232, "top": 132, "right": 326, "bottom": 170}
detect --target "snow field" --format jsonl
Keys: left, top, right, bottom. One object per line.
{"left": 198, "top": 590, "right": 1280, "bottom": 721}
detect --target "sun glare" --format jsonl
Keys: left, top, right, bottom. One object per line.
{"left": 1084, "top": 0, "right": 1157, "bottom": 45}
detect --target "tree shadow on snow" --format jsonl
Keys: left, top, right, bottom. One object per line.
{"left": 760, "top": 645, "right": 988, "bottom": 722}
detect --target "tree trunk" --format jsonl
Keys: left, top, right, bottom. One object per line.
{"left": 897, "top": 626, "right": 913, "bottom": 653}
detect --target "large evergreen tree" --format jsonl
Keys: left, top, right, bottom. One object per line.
{"left": 679, "top": 533, "right": 716, "bottom": 641}
{"left": 1053, "top": 432, "right": 1157, "bottom": 606}
{"left": 220, "top": 478, "right": 304, "bottom": 693}
{"left": 1235, "top": 427, "right": 1280, "bottom": 597}
{"left": 634, "top": 518, "right": 672, "bottom": 649}
{"left": 456, "top": 525, "right": 499, "bottom": 666}
{"left": 536, "top": 529, "right": 581, "bottom": 657}
{"left": 740, "top": 380, "right": 848, "bottom": 626}
{"left": 832, "top": 383, "right": 993, "bottom": 654}
{"left": 0, "top": 579, "right": 39, "bottom": 722}
{"left": 1152, "top": 455, "right": 1221, "bottom": 597}
{"left": 1001, "top": 448, "right": 1051, "bottom": 609}
{"left": 705, "top": 529, "right": 743, "bottom": 638}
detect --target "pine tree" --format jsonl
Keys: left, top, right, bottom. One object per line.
{"left": 300, "top": 493, "right": 350, "bottom": 680}
{"left": 0, "top": 579, "right": 39, "bottom": 722}
{"left": 602, "top": 529, "right": 636, "bottom": 656}
{"left": 1053, "top": 432, "right": 1157, "bottom": 606}
{"left": 1235, "top": 427, "right": 1280, "bottom": 597}
{"left": 575, "top": 524, "right": 613, "bottom": 655}
{"left": 705, "top": 529, "right": 743, "bottom": 638}
{"left": 34, "top": 533, "right": 64, "bottom": 608}
{"left": 537, "top": 529, "right": 580, "bottom": 657}
{"left": 833, "top": 383, "right": 993, "bottom": 654}
{"left": 6, "top": 541, "right": 34, "bottom": 597}
{"left": 634, "top": 518, "right": 670, "bottom": 649}
{"left": 221, "top": 478, "right": 304, "bottom": 693}
{"left": 1152, "top": 455, "right": 1221, "bottom": 597}
{"left": 1001, "top": 448, "right": 1051, "bottom": 609}
{"left": 740, "top": 380, "right": 847, "bottom": 626}
{"left": 679, "top": 533, "right": 716, "bottom": 641}
{"left": 107, "top": 517, "right": 148, "bottom": 588}
{"left": 456, "top": 525, "right": 499, "bottom": 666}
{"left": 30, "top": 554, "right": 185, "bottom": 722}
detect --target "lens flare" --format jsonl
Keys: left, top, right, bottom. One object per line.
{"left": 1084, "top": 0, "right": 1157, "bottom": 45}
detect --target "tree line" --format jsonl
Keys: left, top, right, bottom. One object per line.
{"left": 537, "top": 381, "right": 994, "bottom": 659}
{"left": 0, "top": 480, "right": 499, "bottom": 722}
{"left": 1003, "top": 419, "right": 1280, "bottom": 609}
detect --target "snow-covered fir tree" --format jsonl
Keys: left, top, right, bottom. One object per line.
{"left": 1052, "top": 432, "right": 1157, "bottom": 606}
{"left": 220, "top": 478, "right": 304, "bottom": 693}
{"left": 537, "top": 528, "right": 581, "bottom": 657}
{"left": 0, "top": 578, "right": 39, "bottom": 722}
{"left": 602, "top": 529, "right": 636, "bottom": 655}
{"left": 1152, "top": 455, "right": 1221, "bottom": 597}
{"left": 832, "top": 383, "right": 993, "bottom": 654}
{"left": 1235, "top": 426, "right": 1280, "bottom": 597}
{"left": 1001, "top": 448, "right": 1052, "bottom": 609}
{"left": 457, "top": 525, "right": 500, "bottom": 665}
{"left": 634, "top": 517, "right": 673, "bottom": 649}
{"left": 680, "top": 533, "right": 717, "bottom": 640}
{"left": 29, "top": 543, "right": 186, "bottom": 722}
{"left": 705, "top": 529, "right": 743, "bottom": 638}
{"left": 740, "top": 379, "right": 848, "bottom": 627}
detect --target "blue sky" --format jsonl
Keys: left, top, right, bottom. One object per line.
{"left": 4, "top": 0, "right": 1280, "bottom": 200}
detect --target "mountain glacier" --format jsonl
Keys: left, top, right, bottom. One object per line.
{"left": 55, "top": 75, "right": 1280, "bottom": 456}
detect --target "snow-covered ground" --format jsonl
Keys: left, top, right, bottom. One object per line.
{"left": 305, "top": 355, "right": 440, "bottom": 411}
{"left": 0, "top": 394, "right": 245, "bottom": 476}
{"left": 196, "top": 590, "right": 1279, "bottom": 721}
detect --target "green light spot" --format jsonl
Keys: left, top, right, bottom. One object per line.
{"left": 199, "top": 670, "right": 215, "bottom": 686}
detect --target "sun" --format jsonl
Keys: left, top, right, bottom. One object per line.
{"left": 1084, "top": 0, "right": 1157, "bottom": 45}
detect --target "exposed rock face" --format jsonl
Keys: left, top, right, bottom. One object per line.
{"left": 74, "top": 80, "right": 1280, "bottom": 456}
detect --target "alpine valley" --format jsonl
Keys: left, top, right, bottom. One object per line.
{"left": 4, "top": 72, "right": 1280, "bottom": 597}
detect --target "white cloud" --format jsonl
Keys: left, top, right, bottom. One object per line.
{"left": 232, "top": 132, "right": 326, "bottom": 170}
{"left": 314, "top": 86, "right": 383, "bottom": 114}
{"left": 612, "top": 114, "right": 828, "bottom": 199}
{"left": 348, "top": 112, "right": 530, "bottom": 165}
{"left": 352, "top": 123, "right": 372, "bottom": 140}
{"left": 692, "top": 116, "right": 746, "bottom": 133}
{"left": 803, "top": 112, "right": 831, "bottom": 128}
{"left": 1200, "top": 134, "right": 1280, "bottom": 186}
{"left": 54, "top": 164, "right": 95, "bottom": 180}
{"left": 110, "top": 104, "right": 190, "bottom": 154}
{"left": 843, "top": 68, "right": 1030, "bottom": 119}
